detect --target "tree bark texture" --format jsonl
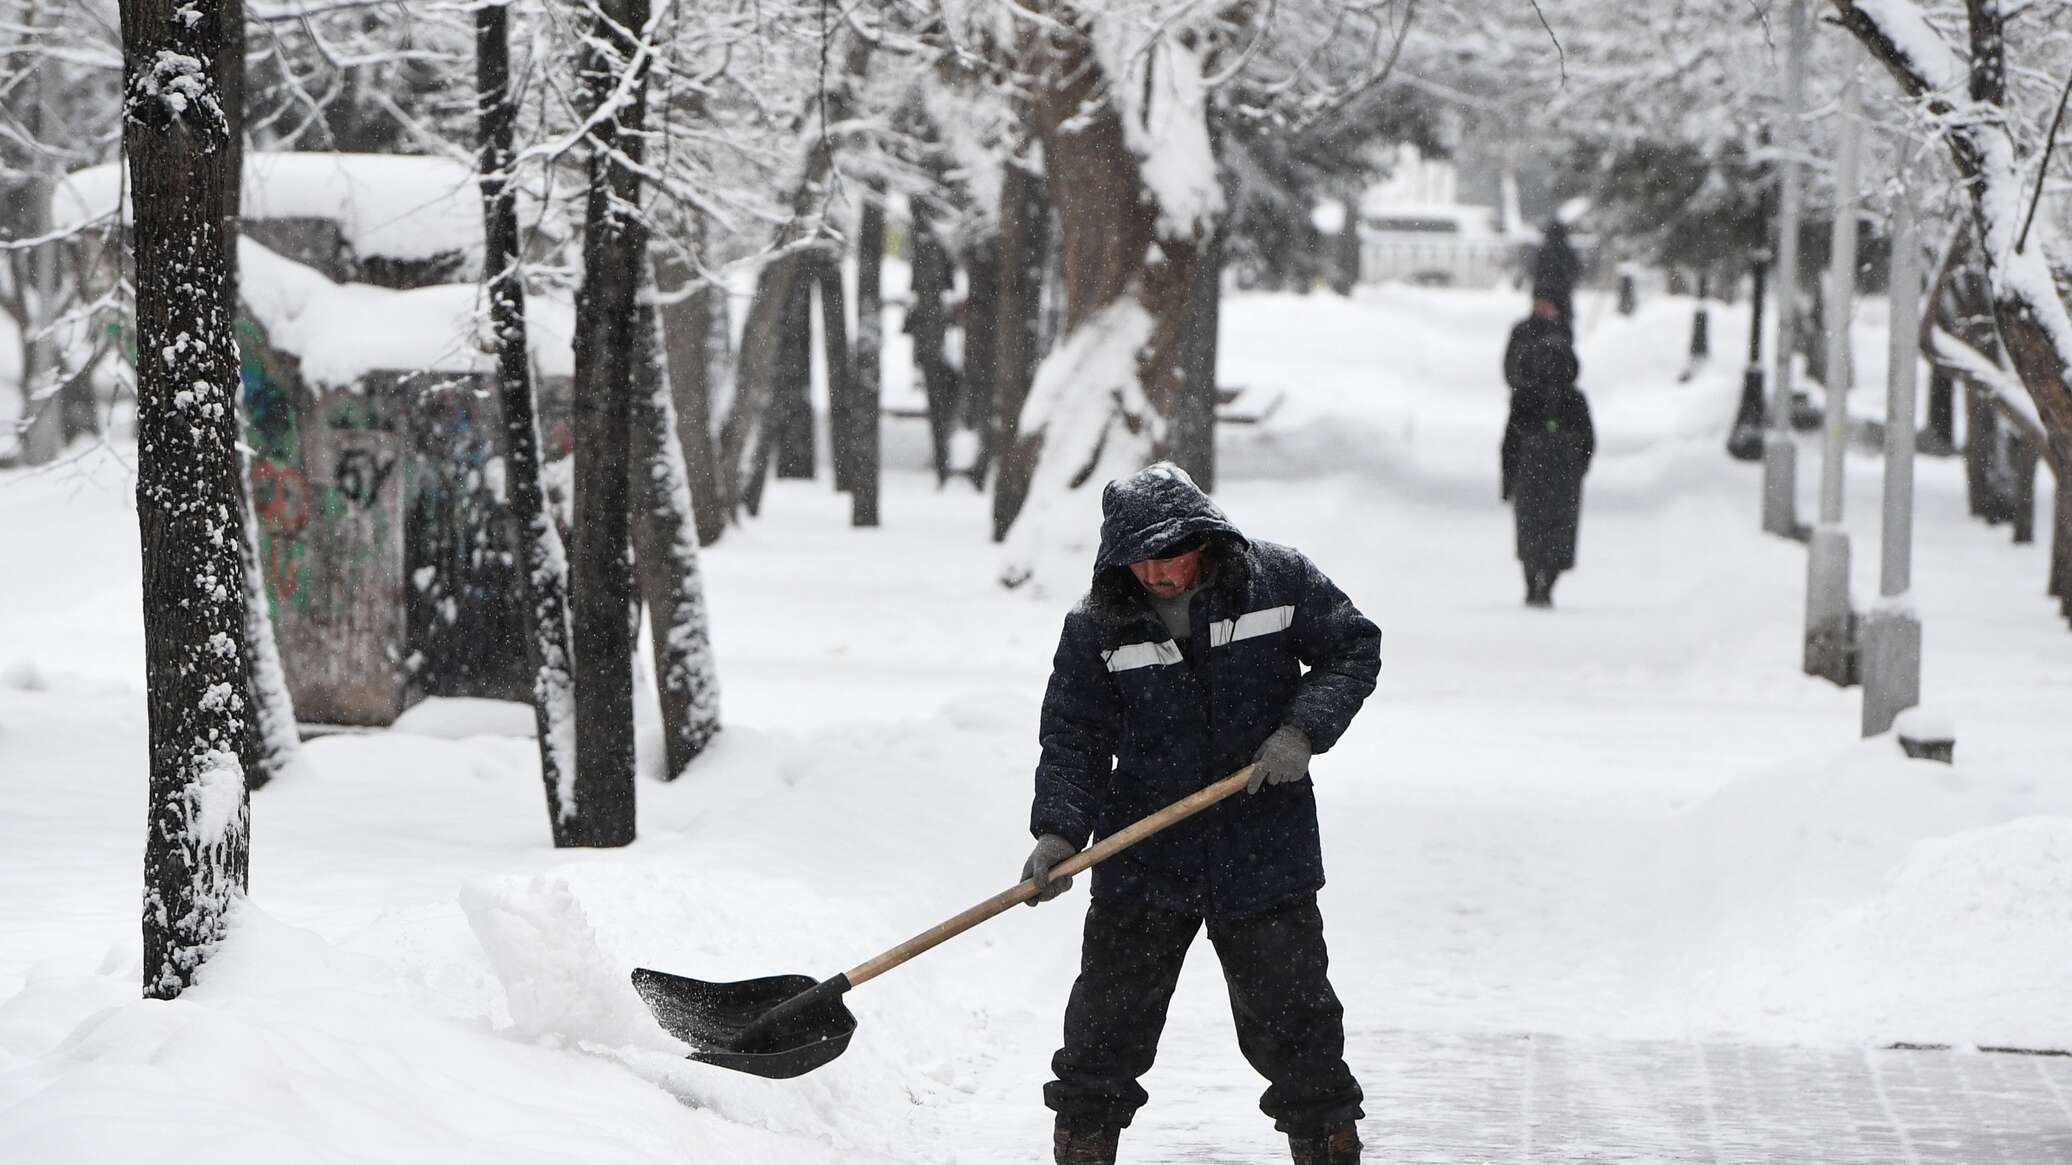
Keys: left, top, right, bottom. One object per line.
{"left": 962, "top": 235, "right": 1002, "bottom": 486}
{"left": 565, "top": 0, "right": 652, "bottom": 847}
{"left": 122, "top": 0, "right": 256, "bottom": 1000}
{"left": 773, "top": 267, "right": 816, "bottom": 481}
{"left": 811, "top": 252, "right": 854, "bottom": 493}
{"left": 851, "top": 186, "right": 885, "bottom": 527}
{"left": 479, "top": 0, "right": 579, "bottom": 842}
{"left": 628, "top": 279, "right": 721, "bottom": 781}
{"left": 1030, "top": 28, "right": 1206, "bottom": 432}
{"left": 1172, "top": 228, "right": 1222, "bottom": 491}
{"left": 909, "top": 196, "right": 960, "bottom": 484}
{"left": 655, "top": 244, "right": 729, "bottom": 546}
{"left": 989, "top": 156, "right": 1050, "bottom": 540}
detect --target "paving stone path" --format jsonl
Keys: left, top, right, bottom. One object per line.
{"left": 1127, "top": 1029, "right": 2072, "bottom": 1164}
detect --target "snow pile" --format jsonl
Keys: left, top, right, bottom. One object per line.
{"left": 458, "top": 874, "right": 673, "bottom": 1049}
{"left": 239, "top": 240, "right": 574, "bottom": 390}
{"left": 1666, "top": 739, "right": 2072, "bottom": 1048}
{"left": 391, "top": 696, "right": 539, "bottom": 739}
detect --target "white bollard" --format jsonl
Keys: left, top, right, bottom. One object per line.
{"left": 1763, "top": 0, "right": 1809, "bottom": 540}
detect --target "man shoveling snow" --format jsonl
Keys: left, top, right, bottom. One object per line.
{"left": 1022, "top": 462, "right": 1382, "bottom": 1165}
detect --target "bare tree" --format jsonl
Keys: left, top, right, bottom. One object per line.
{"left": 565, "top": 0, "right": 657, "bottom": 846}
{"left": 477, "top": 0, "right": 579, "bottom": 840}
{"left": 121, "top": 0, "right": 256, "bottom": 998}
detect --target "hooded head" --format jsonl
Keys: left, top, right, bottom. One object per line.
{"left": 1091, "top": 462, "right": 1248, "bottom": 596}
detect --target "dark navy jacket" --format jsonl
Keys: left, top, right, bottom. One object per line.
{"left": 1030, "top": 465, "right": 1382, "bottom": 917}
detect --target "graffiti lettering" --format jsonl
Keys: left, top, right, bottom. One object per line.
{"left": 335, "top": 448, "right": 399, "bottom": 509}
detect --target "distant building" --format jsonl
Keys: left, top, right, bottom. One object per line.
{"left": 1356, "top": 146, "right": 1536, "bottom": 289}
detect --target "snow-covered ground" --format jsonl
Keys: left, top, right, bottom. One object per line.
{"left": 3, "top": 286, "right": 2069, "bottom": 1163}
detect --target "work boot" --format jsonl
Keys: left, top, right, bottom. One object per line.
{"left": 1289, "top": 1121, "right": 1362, "bottom": 1165}
{"left": 1053, "top": 1116, "right": 1121, "bottom": 1165}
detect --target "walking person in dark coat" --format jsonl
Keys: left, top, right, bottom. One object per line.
{"left": 1504, "top": 219, "right": 1583, "bottom": 393}
{"left": 1023, "top": 462, "right": 1381, "bottom": 1165}
{"left": 1501, "top": 338, "right": 1596, "bottom": 607}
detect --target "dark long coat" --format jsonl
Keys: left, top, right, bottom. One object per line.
{"left": 1502, "top": 381, "right": 1596, "bottom": 572}
{"left": 1030, "top": 465, "right": 1381, "bottom": 917}
{"left": 1504, "top": 314, "right": 1572, "bottom": 394}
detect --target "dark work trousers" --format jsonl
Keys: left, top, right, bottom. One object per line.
{"left": 1044, "top": 895, "right": 1364, "bottom": 1135}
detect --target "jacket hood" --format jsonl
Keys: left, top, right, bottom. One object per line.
{"left": 1093, "top": 462, "right": 1248, "bottom": 576}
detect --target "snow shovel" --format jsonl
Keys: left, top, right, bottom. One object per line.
{"left": 631, "top": 764, "right": 1257, "bottom": 1079}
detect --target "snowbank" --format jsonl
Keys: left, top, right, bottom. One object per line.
{"left": 1664, "top": 738, "right": 2072, "bottom": 1048}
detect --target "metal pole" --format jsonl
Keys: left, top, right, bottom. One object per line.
{"left": 1805, "top": 69, "right": 1861, "bottom": 685}
{"left": 1819, "top": 74, "right": 1862, "bottom": 528}
{"left": 1881, "top": 192, "right": 1917, "bottom": 596}
{"left": 1864, "top": 172, "right": 1923, "bottom": 736}
{"left": 1762, "top": 0, "right": 1808, "bottom": 536}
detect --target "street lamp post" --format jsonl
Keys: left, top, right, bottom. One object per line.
{"left": 1863, "top": 171, "right": 1923, "bottom": 735}
{"left": 1805, "top": 72, "right": 1862, "bottom": 686}
{"left": 1763, "top": 0, "right": 1809, "bottom": 536}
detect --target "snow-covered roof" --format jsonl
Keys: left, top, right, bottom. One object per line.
{"left": 239, "top": 239, "right": 573, "bottom": 391}
{"left": 52, "top": 152, "right": 486, "bottom": 263}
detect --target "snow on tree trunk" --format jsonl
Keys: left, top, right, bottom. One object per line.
{"left": 1833, "top": 0, "right": 2072, "bottom": 473}
{"left": 629, "top": 270, "right": 720, "bottom": 781}
{"left": 122, "top": 0, "right": 256, "bottom": 999}
{"left": 478, "top": 0, "right": 578, "bottom": 840}
{"left": 565, "top": 0, "right": 654, "bottom": 847}
{"left": 655, "top": 241, "right": 729, "bottom": 547}
{"left": 236, "top": 445, "right": 301, "bottom": 787}
{"left": 998, "top": 15, "right": 1222, "bottom": 585}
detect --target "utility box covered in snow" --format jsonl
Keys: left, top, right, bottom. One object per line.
{"left": 237, "top": 241, "right": 575, "bottom": 727}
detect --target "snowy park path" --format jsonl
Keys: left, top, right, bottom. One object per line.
{"left": 4, "top": 288, "right": 2071, "bottom": 1164}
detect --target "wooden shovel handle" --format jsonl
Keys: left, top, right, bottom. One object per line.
{"left": 842, "top": 765, "right": 1256, "bottom": 988}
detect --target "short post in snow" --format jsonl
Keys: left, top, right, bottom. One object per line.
{"left": 1805, "top": 71, "right": 1861, "bottom": 687}
{"left": 1727, "top": 252, "right": 1769, "bottom": 460}
{"left": 1862, "top": 168, "right": 1924, "bottom": 737}
{"left": 1763, "top": 0, "right": 1808, "bottom": 538}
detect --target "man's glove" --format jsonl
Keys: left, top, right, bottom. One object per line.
{"left": 1021, "top": 834, "right": 1080, "bottom": 905}
{"left": 1247, "top": 725, "right": 1312, "bottom": 794}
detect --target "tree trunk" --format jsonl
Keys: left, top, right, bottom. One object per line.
{"left": 2051, "top": 462, "right": 2072, "bottom": 621}
{"left": 628, "top": 273, "right": 720, "bottom": 781}
{"left": 851, "top": 184, "right": 885, "bottom": 527}
{"left": 122, "top": 0, "right": 255, "bottom": 999}
{"left": 772, "top": 267, "right": 816, "bottom": 481}
{"left": 713, "top": 29, "right": 872, "bottom": 516}
{"left": 565, "top": 0, "right": 653, "bottom": 848}
{"left": 211, "top": 0, "right": 298, "bottom": 789}
{"left": 655, "top": 244, "right": 728, "bottom": 546}
{"left": 1924, "top": 366, "right": 1957, "bottom": 454}
{"left": 1835, "top": 0, "right": 2072, "bottom": 469}
{"left": 962, "top": 236, "right": 1002, "bottom": 486}
{"left": 910, "top": 197, "right": 959, "bottom": 484}
{"left": 989, "top": 156, "right": 1051, "bottom": 541}
{"left": 2010, "top": 433, "right": 2038, "bottom": 544}
{"left": 1965, "top": 379, "right": 2002, "bottom": 522}
{"left": 1171, "top": 228, "right": 1222, "bottom": 490}
{"left": 479, "top": 0, "right": 578, "bottom": 841}
{"left": 716, "top": 249, "right": 813, "bottom": 517}
{"left": 811, "top": 252, "right": 854, "bottom": 494}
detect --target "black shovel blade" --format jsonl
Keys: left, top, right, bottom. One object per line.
{"left": 631, "top": 967, "right": 857, "bottom": 1079}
